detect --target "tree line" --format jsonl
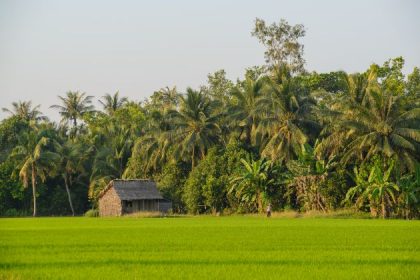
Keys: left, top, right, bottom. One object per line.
{"left": 1, "top": 18, "right": 419, "bottom": 218}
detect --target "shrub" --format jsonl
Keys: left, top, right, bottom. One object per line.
{"left": 84, "top": 209, "right": 99, "bottom": 217}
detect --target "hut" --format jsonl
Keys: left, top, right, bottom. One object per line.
{"left": 98, "top": 179, "right": 172, "bottom": 216}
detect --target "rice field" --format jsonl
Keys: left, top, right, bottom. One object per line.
{"left": 0, "top": 216, "right": 419, "bottom": 279}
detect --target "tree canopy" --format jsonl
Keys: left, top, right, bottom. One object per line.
{"left": 1, "top": 19, "right": 419, "bottom": 219}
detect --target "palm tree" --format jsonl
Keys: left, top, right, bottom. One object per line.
{"left": 341, "top": 68, "right": 379, "bottom": 106}
{"left": 89, "top": 124, "right": 133, "bottom": 200}
{"left": 257, "top": 67, "right": 317, "bottom": 162}
{"left": 229, "top": 157, "right": 272, "bottom": 213}
{"left": 56, "top": 140, "right": 87, "bottom": 215}
{"left": 99, "top": 91, "right": 128, "bottom": 115}
{"left": 50, "top": 91, "right": 95, "bottom": 127}
{"left": 315, "top": 67, "right": 379, "bottom": 159}
{"left": 171, "top": 88, "right": 221, "bottom": 169}
{"left": 149, "top": 86, "right": 180, "bottom": 109}
{"left": 340, "top": 89, "right": 420, "bottom": 171}
{"left": 10, "top": 126, "right": 59, "bottom": 216}
{"left": 228, "top": 75, "right": 266, "bottom": 146}
{"left": 2, "top": 101, "right": 46, "bottom": 121}
{"left": 123, "top": 108, "right": 176, "bottom": 177}
{"left": 317, "top": 66, "right": 420, "bottom": 171}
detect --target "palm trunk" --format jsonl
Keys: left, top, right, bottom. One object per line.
{"left": 191, "top": 146, "right": 195, "bottom": 170}
{"left": 381, "top": 197, "right": 386, "bottom": 219}
{"left": 64, "top": 175, "right": 75, "bottom": 216}
{"left": 31, "top": 163, "right": 37, "bottom": 217}
{"left": 246, "top": 127, "right": 251, "bottom": 145}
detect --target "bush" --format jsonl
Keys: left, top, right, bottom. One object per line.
{"left": 2, "top": 208, "right": 29, "bottom": 217}
{"left": 84, "top": 209, "right": 99, "bottom": 217}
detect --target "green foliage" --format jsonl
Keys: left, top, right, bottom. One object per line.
{"left": 229, "top": 157, "right": 273, "bottom": 213}
{"left": 377, "top": 57, "right": 405, "bottom": 95}
{"left": 397, "top": 164, "right": 420, "bottom": 219}
{"left": 0, "top": 116, "right": 29, "bottom": 161}
{"left": 407, "top": 67, "right": 420, "bottom": 97}
{"left": 285, "top": 142, "right": 341, "bottom": 212}
{"left": 252, "top": 18, "right": 306, "bottom": 72}
{"left": 99, "top": 91, "right": 128, "bottom": 115}
{"left": 84, "top": 209, "right": 99, "bottom": 217}
{"left": 0, "top": 161, "right": 26, "bottom": 216}
{"left": 51, "top": 91, "right": 95, "bottom": 128}
{"left": 346, "top": 157, "right": 400, "bottom": 218}
{"left": 154, "top": 161, "right": 188, "bottom": 213}
{"left": 183, "top": 142, "right": 249, "bottom": 214}
{"left": 0, "top": 18, "right": 419, "bottom": 218}
{"left": 171, "top": 88, "right": 221, "bottom": 168}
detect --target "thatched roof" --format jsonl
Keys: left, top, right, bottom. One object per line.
{"left": 99, "top": 179, "right": 163, "bottom": 200}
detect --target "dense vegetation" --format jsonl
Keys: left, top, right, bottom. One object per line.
{"left": 1, "top": 19, "right": 419, "bottom": 218}
{"left": 1, "top": 217, "right": 419, "bottom": 279}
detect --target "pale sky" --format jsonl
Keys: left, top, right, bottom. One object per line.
{"left": 1, "top": 0, "right": 419, "bottom": 121}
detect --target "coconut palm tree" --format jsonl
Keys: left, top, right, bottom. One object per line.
{"left": 89, "top": 123, "right": 134, "bottom": 200}
{"left": 340, "top": 89, "right": 420, "bottom": 171}
{"left": 341, "top": 67, "right": 379, "bottom": 106}
{"left": 50, "top": 91, "right": 95, "bottom": 127}
{"left": 56, "top": 140, "right": 88, "bottom": 215}
{"left": 149, "top": 86, "right": 180, "bottom": 109}
{"left": 315, "top": 67, "right": 379, "bottom": 159}
{"left": 99, "top": 91, "right": 128, "bottom": 115}
{"left": 9, "top": 126, "right": 59, "bottom": 216}
{"left": 316, "top": 66, "right": 420, "bottom": 171}
{"left": 170, "top": 88, "right": 221, "bottom": 169}
{"left": 228, "top": 75, "right": 266, "bottom": 146}
{"left": 123, "top": 108, "right": 176, "bottom": 177}
{"left": 2, "top": 101, "right": 46, "bottom": 122}
{"left": 257, "top": 67, "right": 317, "bottom": 162}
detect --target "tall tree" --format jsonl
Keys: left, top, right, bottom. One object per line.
{"left": 9, "top": 126, "right": 59, "bottom": 216}
{"left": 2, "top": 101, "right": 46, "bottom": 122}
{"left": 89, "top": 123, "right": 133, "bottom": 200}
{"left": 252, "top": 18, "right": 306, "bottom": 73}
{"left": 341, "top": 89, "right": 420, "bottom": 171}
{"left": 56, "top": 140, "right": 87, "bottom": 216}
{"left": 171, "top": 88, "right": 221, "bottom": 169}
{"left": 99, "top": 91, "right": 128, "bottom": 115}
{"left": 203, "top": 70, "right": 234, "bottom": 104}
{"left": 51, "top": 91, "right": 95, "bottom": 127}
{"left": 257, "top": 67, "right": 316, "bottom": 162}
{"left": 148, "top": 86, "right": 180, "bottom": 110}
{"left": 228, "top": 75, "right": 266, "bottom": 146}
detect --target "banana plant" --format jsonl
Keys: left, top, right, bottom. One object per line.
{"left": 398, "top": 164, "right": 420, "bottom": 219}
{"left": 346, "top": 160, "right": 399, "bottom": 218}
{"left": 229, "top": 157, "right": 273, "bottom": 213}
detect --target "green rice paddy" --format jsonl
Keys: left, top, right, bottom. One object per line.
{"left": 1, "top": 216, "right": 419, "bottom": 279}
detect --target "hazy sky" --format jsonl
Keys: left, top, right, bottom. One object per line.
{"left": 1, "top": 0, "right": 419, "bottom": 121}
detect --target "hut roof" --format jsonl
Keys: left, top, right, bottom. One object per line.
{"left": 100, "top": 179, "right": 163, "bottom": 200}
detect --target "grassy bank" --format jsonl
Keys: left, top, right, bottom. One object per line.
{"left": 1, "top": 216, "right": 419, "bottom": 279}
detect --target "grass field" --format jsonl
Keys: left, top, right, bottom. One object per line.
{"left": 1, "top": 216, "right": 419, "bottom": 279}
